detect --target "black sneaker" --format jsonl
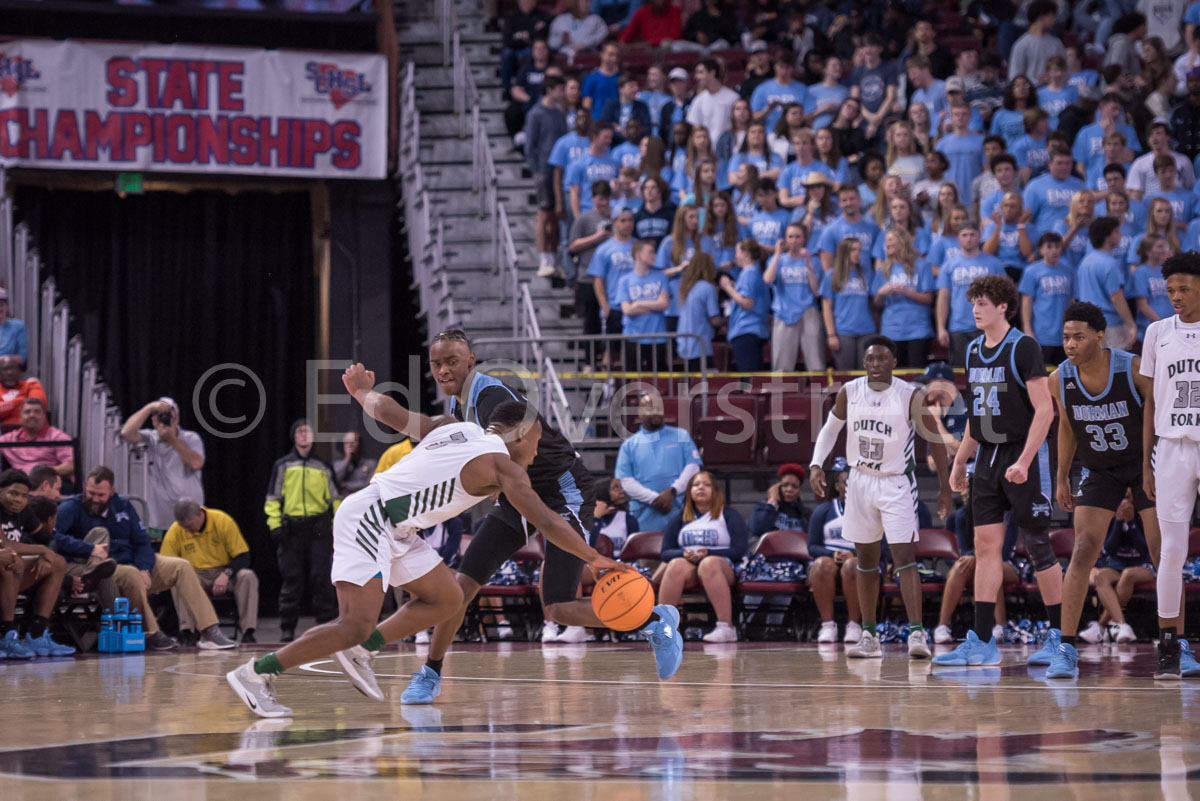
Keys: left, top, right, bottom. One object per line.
{"left": 240, "top": 629, "right": 257, "bottom": 644}
{"left": 1156, "top": 641, "right": 1182, "bottom": 680}
{"left": 177, "top": 629, "right": 198, "bottom": 647}
{"left": 280, "top": 626, "right": 295, "bottom": 643}
{"left": 79, "top": 559, "right": 117, "bottom": 591}
{"left": 146, "top": 631, "right": 179, "bottom": 650}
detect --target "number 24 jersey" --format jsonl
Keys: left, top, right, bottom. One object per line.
{"left": 1142, "top": 316, "right": 1200, "bottom": 442}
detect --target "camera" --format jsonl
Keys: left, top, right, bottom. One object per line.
{"left": 155, "top": 410, "right": 173, "bottom": 427}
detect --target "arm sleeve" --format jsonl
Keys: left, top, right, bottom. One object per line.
{"left": 264, "top": 460, "right": 284, "bottom": 531}
{"left": 670, "top": 461, "right": 701, "bottom": 495}
{"left": 708, "top": 507, "right": 748, "bottom": 560}
{"left": 660, "top": 512, "right": 685, "bottom": 560}
{"left": 51, "top": 529, "right": 94, "bottom": 559}
{"left": 620, "top": 476, "right": 661, "bottom": 504}
{"left": 228, "top": 552, "right": 251, "bottom": 573}
{"left": 806, "top": 503, "right": 832, "bottom": 558}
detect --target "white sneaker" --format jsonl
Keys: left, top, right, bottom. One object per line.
{"left": 414, "top": 629, "right": 431, "bottom": 644}
{"left": 847, "top": 631, "right": 882, "bottom": 658}
{"left": 907, "top": 629, "right": 931, "bottom": 659}
{"left": 541, "top": 621, "right": 561, "bottom": 643}
{"left": 557, "top": 626, "right": 589, "bottom": 643}
{"left": 817, "top": 621, "right": 838, "bottom": 643}
{"left": 933, "top": 624, "right": 953, "bottom": 644}
{"left": 843, "top": 621, "right": 863, "bottom": 644}
{"left": 495, "top": 624, "right": 514, "bottom": 641}
{"left": 332, "top": 645, "right": 385, "bottom": 702}
{"left": 226, "top": 659, "right": 293, "bottom": 719}
{"left": 702, "top": 623, "right": 738, "bottom": 643}
{"left": 1112, "top": 622, "right": 1137, "bottom": 643}
{"left": 1079, "top": 620, "right": 1105, "bottom": 644}
{"left": 536, "top": 255, "right": 556, "bottom": 277}
{"left": 992, "top": 624, "right": 1005, "bottom": 642}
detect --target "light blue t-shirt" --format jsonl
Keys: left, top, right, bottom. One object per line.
{"left": 818, "top": 216, "right": 880, "bottom": 270}
{"left": 654, "top": 237, "right": 694, "bottom": 317}
{"left": 638, "top": 89, "right": 671, "bottom": 137}
{"left": 819, "top": 268, "right": 875, "bottom": 337}
{"left": 1076, "top": 250, "right": 1127, "bottom": 327}
{"left": 614, "top": 425, "right": 703, "bottom": 532}
{"left": 989, "top": 108, "right": 1027, "bottom": 147}
{"left": 779, "top": 159, "right": 836, "bottom": 200}
{"left": 0, "top": 319, "right": 28, "bottom": 364}
{"left": 1012, "top": 134, "right": 1049, "bottom": 179}
{"left": 1146, "top": 189, "right": 1196, "bottom": 225}
{"left": 911, "top": 81, "right": 948, "bottom": 134}
{"left": 1018, "top": 260, "right": 1076, "bottom": 345}
{"left": 750, "top": 79, "right": 809, "bottom": 131}
{"left": 979, "top": 189, "right": 1007, "bottom": 222}
{"left": 1023, "top": 173, "right": 1086, "bottom": 230}
{"left": 805, "top": 82, "right": 848, "bottom": 131}
{"left": 587, "top": 238, "right": 636, "bottom": 307}
{"left": 927, "top": 234, "right": 962, "bottom": 270}
{"left": 548, "top": 132, "right": 591, "bottom": 189}
{"left": 728, "top": 263, "right": 770, "bottom": 340}
{"left": 1126, "top": 263, "right": 1172, "bottom": 340}
{"left": 936, "top": 252, "right": 1005, "bottom": 332}
{"left": 677, "top": 280, "right": 720, "bottom": 359}
{"left": 1037, "top": 84, "right": 1077, "bottom": 127}
{"left": 1073, "top": 121, "right": 1142, "bottom": 180}
{"left": 981, "top": 220, "right": 1027, "bottom": 269}
{"left": 1184, "top": 218, "right": 1200, "bottom": 251}
{"left": 936, "top": 132, "right": 986, "bottom": 203}
{"left": 748, "top": 208, "right": 792, "bottom": 247}
{"left": 770, "top": 253, "right": 822, "bottom": 325}
{"left": 616, "top": 270, "right": 670, "bottom": 344}
{"left": 729, "top": 151, "right": 783, "bottom": 182}
{"left": 733, "top": 188, "right": 757, "bottom": 220}
{"left": 611, "top": 141, "right": 642, "bottom": 169}
{"left": 565, "top": 153, "right": 620, "bottom": 211}
{"left": 1068, "top": 70, "right": 1100, "bottom": 92}
{"left": 1096, "top": 198, "right": 1149, "bottom": 232}
{"left": 871, "top": 260, "right": 935, "bottom": 341}
{"left": 1050, "top": 218, "right": 1089, "bottom": 272}
{"left": 700, "top": 230, "right": 737, "bottom": 269}
{"left": 872, "top": 225, "right": 932, "bottom": 261}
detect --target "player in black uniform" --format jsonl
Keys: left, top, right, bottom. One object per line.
{"left": 935, "top": 275, "right": 1060, "bottom": 667}
{"left": 1046, "top": 302, "right": 1196, "bottom": 678}
{"left": 344, "top": 329, "right": 684, "bottom": 704}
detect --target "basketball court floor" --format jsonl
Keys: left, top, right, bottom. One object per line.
{"left": 2, "top": 640, "right": 1198, "bottom": 800}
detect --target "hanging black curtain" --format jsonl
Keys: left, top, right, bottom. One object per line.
{"left": 14, "top": 186, "right": 316, "bottom": 612}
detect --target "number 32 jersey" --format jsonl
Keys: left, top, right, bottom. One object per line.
{"left": 1057, "top": 348, "right": 1142, "bottom": 469}
{"left": 1142, "top": 316, "right": 1200, "bottom": 442}
{"left": 845, "top": 375, "right": 918, "bottom": 476}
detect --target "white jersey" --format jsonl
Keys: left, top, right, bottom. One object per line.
{"left": 369, "top": 422, "right": 509, "bottom": 536}
{"left": 844, "top": 375, "right": 917, "bottom": 476}
{"left": 1141, "top": 316, "right": 1200, "bottom": 443}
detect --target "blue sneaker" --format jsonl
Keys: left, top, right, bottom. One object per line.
{"left": 932, "top": 630, "right": 1002, "bottom": 666}
{"left": 1044, "top": 641, "right": 1079, "bottom": 680}
{"left": 1027, "top": 628, "right": 1062, "bottom": 665}
{"left": 24, "top": 633, "right": 76, "bottom": 657}
{"left": 400, "top": 665, "right": 442, "bottom": 705}
{"left": 1181, "top": 640, "right": 1200, "bottom": 677}
{"left": 0, "top": 630, "right": 34, "bottom": 659}
{"left": 643, "top": 604, "right": 684, "bottom": 680}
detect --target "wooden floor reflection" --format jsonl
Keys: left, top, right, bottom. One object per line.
{"left": 2, "top": 640, "right": 1199, "bottom": 800}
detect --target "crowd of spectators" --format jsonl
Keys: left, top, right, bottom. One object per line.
{"left": 510, "top": 0, "right": 1200, "bottom": 373}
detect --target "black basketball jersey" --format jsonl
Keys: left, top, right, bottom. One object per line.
{"left": 1057, "top": 348, "right": 1143, "bottom": 470}
{"left": 966, "top": 327, "right": 1046, "bottom": 445}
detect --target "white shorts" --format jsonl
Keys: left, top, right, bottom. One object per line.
{"left": 1152, "top": 438, "right": 1200, "bottom": 523}
{"left": 843, "top": 469, "right": 921, "bottom": 545}
{"left": 330, "top": 484, "right": 443, "bottom": 588}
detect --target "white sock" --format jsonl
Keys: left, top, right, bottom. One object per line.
{"left": 716, "top": 622, "right": 733, "bottom": 630}
{"left": 1158, "top": 518, "right": 1189, "bottom": 619}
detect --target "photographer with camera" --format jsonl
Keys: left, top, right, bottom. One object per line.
{"left": 120, "top": 397, "right": 205, "bottom": 538}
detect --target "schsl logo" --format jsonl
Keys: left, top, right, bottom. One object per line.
{"left": 305, "top": 62, "right": 372, "bottom": 110}
{"left": 0, "top": 53, "right": 39, "bottom": 97}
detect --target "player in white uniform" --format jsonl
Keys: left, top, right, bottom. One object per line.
{"left": 227, "top": 394, "right": 627, "bottom": 718}
{"left": 1141, "top": 251, "right": 1200, "bottom": 679}
{"left": 810, "top": 336, "right": 953, "bottom": 660}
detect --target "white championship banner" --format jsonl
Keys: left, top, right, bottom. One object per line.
{"left": 0, "top": 39, "right": 387, "bottom": 179}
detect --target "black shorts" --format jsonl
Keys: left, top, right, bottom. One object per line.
{"left": 1076, "top": 462, "right": 1154, "bottom": 512}
{"left": 458, "top": 459, "right": 595, "bottom": 605}
{"left": 971, "top": 441, "right": 1054, "bottom": 529}
{"left": 535, "top": 173, "right": 556, "bottom": 210}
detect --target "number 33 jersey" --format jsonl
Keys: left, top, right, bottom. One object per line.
{"left": 1057, "top": 348, "right": 1142, "bottom": 469}
{"left": 1142, "top": 316, "right": 1200, "bottom": 442}
{"left": 845, "top": 376, "right": 918, "bottom": 476}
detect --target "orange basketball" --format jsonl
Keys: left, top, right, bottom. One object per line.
{"left": 591, "top": 570, "right": 655, "bottom": 631}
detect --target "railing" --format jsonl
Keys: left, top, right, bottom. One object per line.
{"left": 0, "top": 169, "right": 140, "bottom": 485}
